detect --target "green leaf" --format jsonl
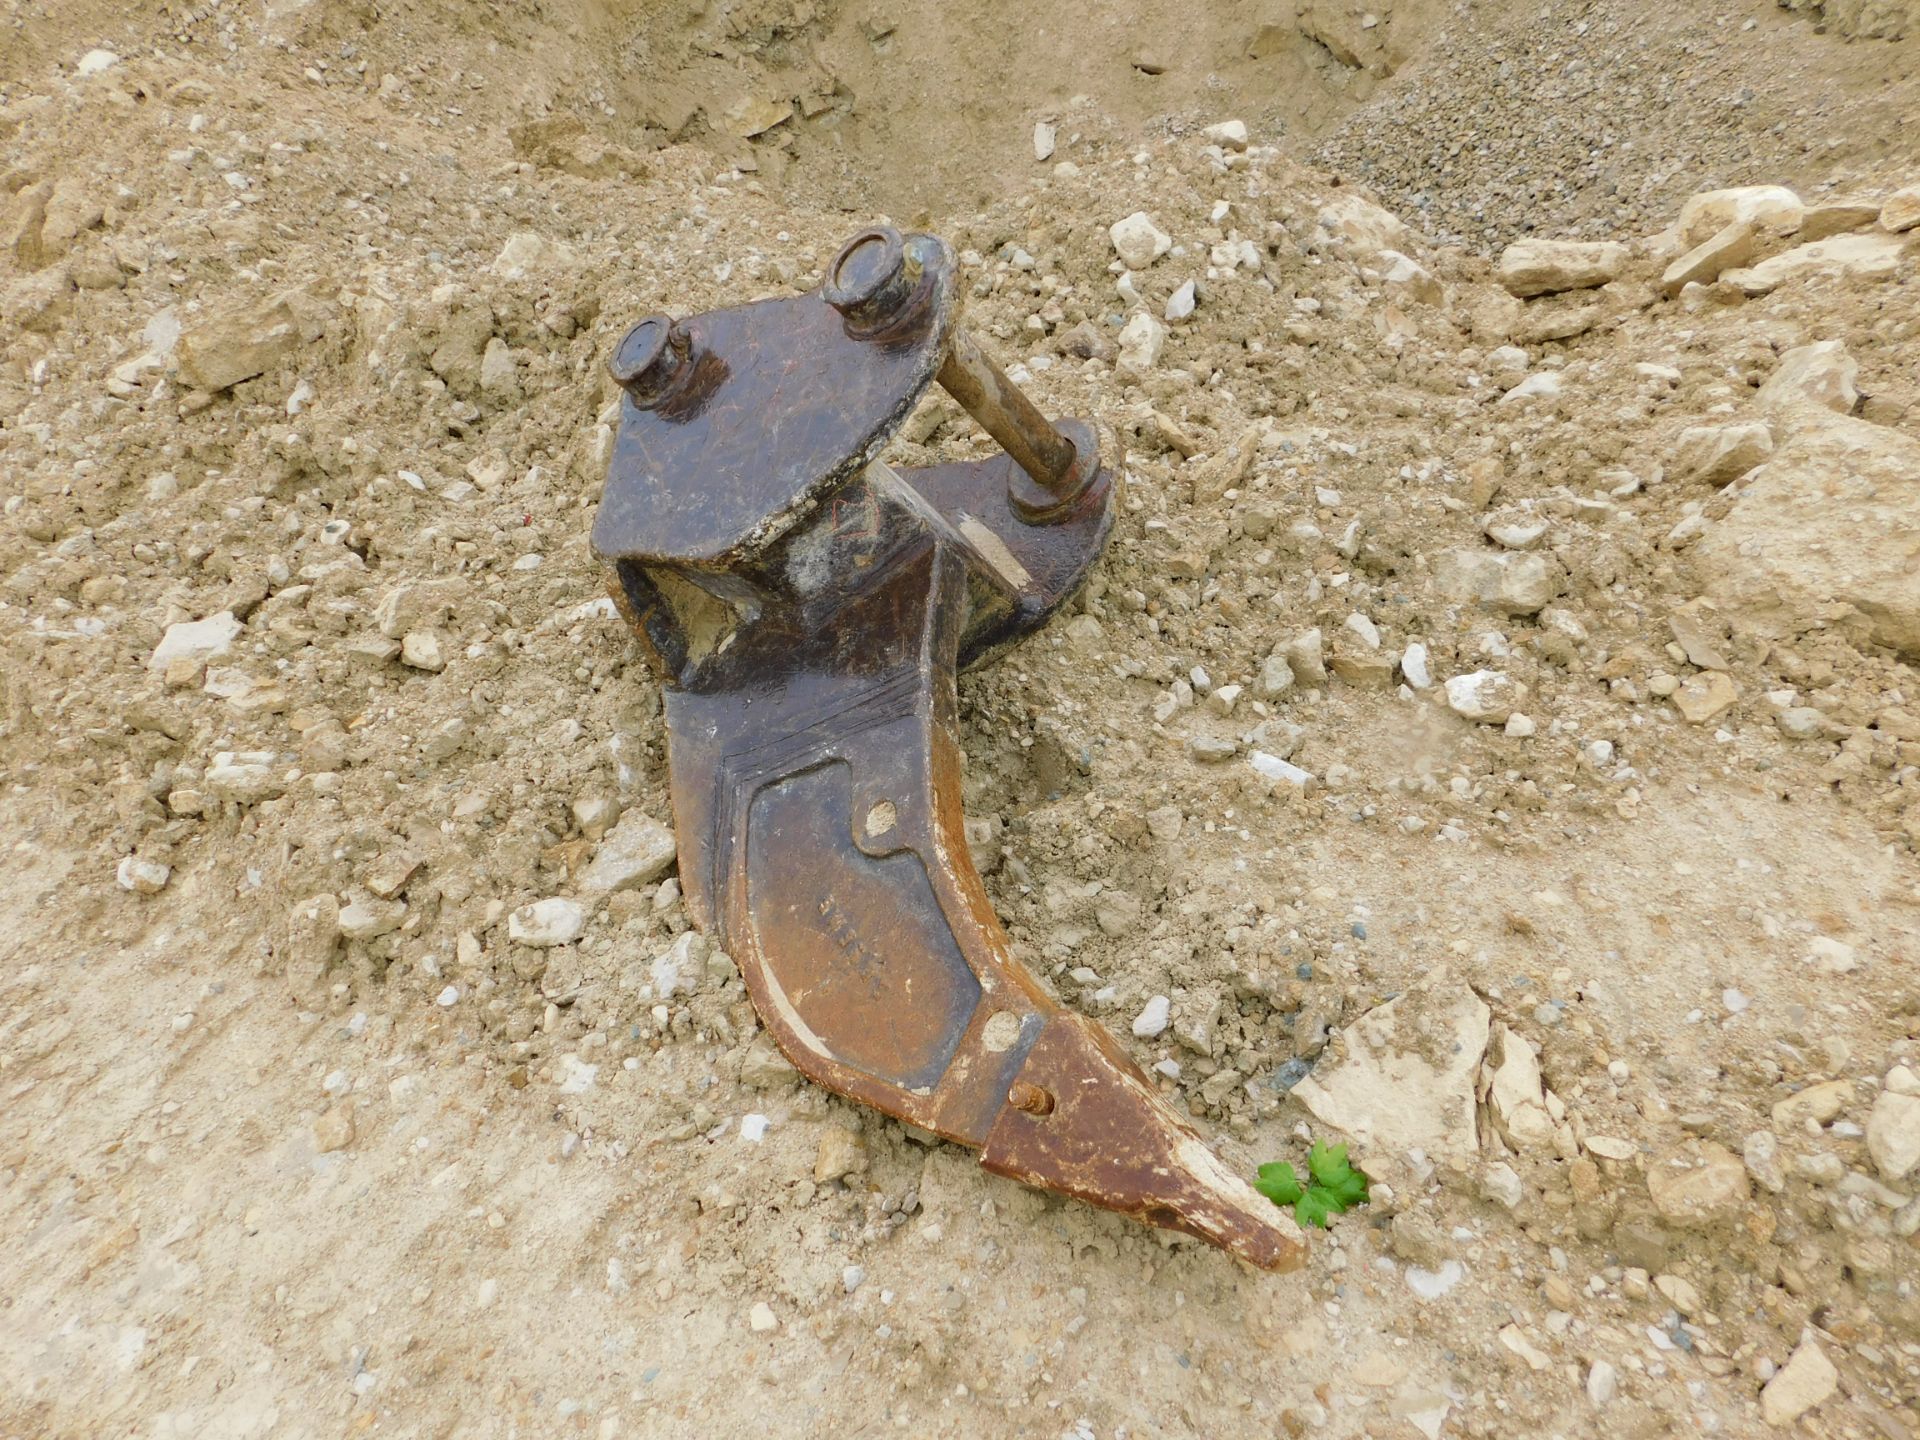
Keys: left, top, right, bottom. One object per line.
{"left": 1255, "top": 1143, "right": 1371, "bottom": 1230}
{"left": 1293, "top": 1188, "right": 1336, "bottom": 1229}
{"left": 1329, "top": 1169, "right": 1369, "bottom": 1205}
{"left": 1325, "top": 1167, "right": 1369, "bottom": 1207}
{"left": 1307, "top": 1139, "right": 1351, "bottom": 1188}
{"left": 1254, "top": 1161, "right": 1302, "bottom": 1206}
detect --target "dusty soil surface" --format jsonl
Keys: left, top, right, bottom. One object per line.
{"left": 4, "top": 2, "right": 1920, "bottom": 1438}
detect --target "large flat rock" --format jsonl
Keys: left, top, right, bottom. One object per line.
{"left": 1290, "top": 972, "right": 1490, "bottom": 1161}
{"left": 1695, "top": 411, "right": 1920, "bottom": 659}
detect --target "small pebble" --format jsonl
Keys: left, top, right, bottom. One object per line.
{"left": 1132, "top": 995, "right": 1171, "bottom": 1038}
{"left": 116, "top": 855, "right": 172, "bottom": 895}
{"left": 1587, "top": 1359, "right": 1619, "bottom": 1406}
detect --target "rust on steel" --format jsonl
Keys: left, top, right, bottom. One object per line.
{"left": 590, "top": 225, "right": 1305, "bottom": 1272}
{"left": 936, "top": 326, "right": 1077, "bottom": 485}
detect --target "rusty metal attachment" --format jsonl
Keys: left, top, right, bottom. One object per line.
{"left": 591, "top": 226, "right": 1305, "bottom": 1272}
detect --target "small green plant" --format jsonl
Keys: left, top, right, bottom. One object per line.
{"left": 1255, "top": 1140, "right": 1370, "bottom": 1229}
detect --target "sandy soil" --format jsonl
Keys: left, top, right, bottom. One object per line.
{"left": 4, "top": 2, "right": 1920, "bottom": 1437}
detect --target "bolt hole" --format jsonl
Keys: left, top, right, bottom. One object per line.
{"left": 864, "top": 799, "right": 897, "bottom": 837}
{"left": 981, "top": 1010, "right": 1021, "bottom": 1053}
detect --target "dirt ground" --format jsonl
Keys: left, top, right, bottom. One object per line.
{"left": 5, "top": 1, "right": 1920, "bottom": 1437}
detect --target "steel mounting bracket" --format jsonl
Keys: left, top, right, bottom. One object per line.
{"left": 591, "top": 225, "right": 1304, "bottom": 1271}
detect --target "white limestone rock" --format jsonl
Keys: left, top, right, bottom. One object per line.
{"left": 1678, "top": 185, "right": 1804, "bottom": 246}
{"left": 1445, "top": 670, "right": 1526, "bottom": 725}
{"left": 1116, "top": 311, "right": 1168, "bottom": 374}
{"left": 116, "top": 855, "right": 171, "bottom": 894}
{"left": 1696, "top": 411, "right": 1920, "bottom": 659}
{"left": 1720, "top": 231, "right": 1905, "bottom": 295}
{"left": 1495, "top": 239, "right": 1629, "bottom": 297}
{"left": 1109, "top": 212, "right": 1172, "bottom": 269}
{"left": 1670, "top": 421, "right": 1773, "bottom": 485}
{"left": 580, "top": 812, "right": 678, "bottom": 896}
{"left": 149, "top": 611, "right": 244, "bottom": 675}
{"left": 1756, "top": 340, "right": 1858, "bottom": 414}
{"left": 1289, "top": 971, "right": 1490, "bottom": 1161}
{"left": 509, "top": 897, "right": 587, "bottom": 948}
